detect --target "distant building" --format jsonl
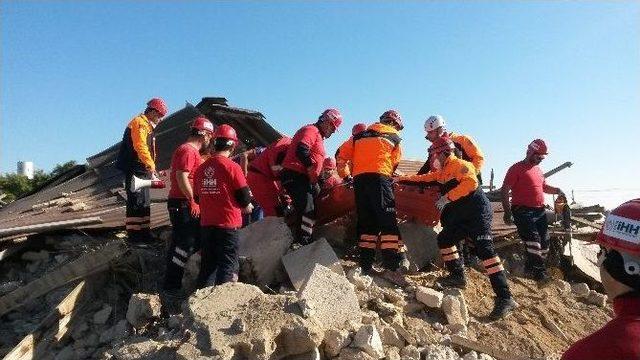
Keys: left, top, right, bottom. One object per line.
{"left": 17, "top": 161, "right": 34, "bottom": 179}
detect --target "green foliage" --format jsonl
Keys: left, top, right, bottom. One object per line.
{"left": 0, "top": 161, "right": 78, "bottom": 203}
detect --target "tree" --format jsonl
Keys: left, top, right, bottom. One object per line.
{"left": 0, "top": 160, "right": 78, "bottom": 203}
{"left": 50, "top": 160, "right": 78, "bottom": 178}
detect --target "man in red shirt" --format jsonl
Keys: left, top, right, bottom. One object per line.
{"left": 246, "top": 136, "right": 292, "bottom": 217}
{"left": 193, "top": 124, "right": 254, "bottom": 287}
{"left": 562, "top": 199, "right": 640, "bottom": 360}
{"left": 280, "top": 108, "right": 343, "bottom": 245}
{"left": 163, "top": 116, "right": 214, "bottom": 295}
{"left": 501, "top": 139, "right": 564, "bottom": 282}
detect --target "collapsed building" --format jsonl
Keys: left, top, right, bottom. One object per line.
{"left": 0, "top": 98, "right": 610, "bottom": 360}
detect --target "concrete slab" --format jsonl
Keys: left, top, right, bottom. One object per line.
{"left": 399, "top": 222, "right": 441, "bottom": 271}
{"left": 238, "top": 217, "right": 294, "bottom": 287}
{"left": 282, "top": 238, "right": 344, "bottom": 291}
{"left": 298, "top": 264, "right": 361, "bottom": 331}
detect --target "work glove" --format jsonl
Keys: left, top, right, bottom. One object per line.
{"left": 435, "top": 196, "right": 450, "bottom": 212}
{"left": 242, "top": 202, "right": 255, "bottom": 215}
{"left": 503, "top": 211, "right": 514, "bottom": 225}
{"left": 189, "top": 199, "right": 200, "bottom": 218}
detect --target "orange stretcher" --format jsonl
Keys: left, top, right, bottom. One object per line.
{"left": 315, "top": 181, "right": 441, "bottom": 227}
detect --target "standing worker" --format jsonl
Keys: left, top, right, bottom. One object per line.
{"left": 280, "top": 108, "right": 343, "bottom": 245}
{"left": 336, "top": 123, "right": 367, "bottom": 180}
{"left": 339, "top": 110, "right": 405, "bottom": 273}
{"left": 501, "top": 139, "right": 564, "bottom": 282}
{"left": 420, "top": 115, "right": 484, "bottom": 183}
{"left": 163, "top": 116, "right": 214, "bottom": 295}
{"left": 246, "top": 136, "right": 292, "bottom": 217}
{"left": 562, "top": 199, "right": 640, "bottom": 360}
{"left": 193, "top": 124, "right": 254, "bottom": 287}
{"left": 116, "top": 98, "right": 168, "bottom": 244}
{"left": 398, "top": 135, "right": 516, "bottom": 319}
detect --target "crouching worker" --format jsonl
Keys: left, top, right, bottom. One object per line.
{"left": 193, "top": 124, "right": 254, "bottom": 287}
{"left": 163, "top": 116, "right": 214, "bottom": 295}
{"left": 562, "top": 199, "right": 640, "bottom": 360}
{"left": 397, "top": 135, "right": 516, "bottom": 319}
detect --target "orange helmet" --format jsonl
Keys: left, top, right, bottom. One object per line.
{"left": 147, "top": 98, "right": 168, "bottom": 117}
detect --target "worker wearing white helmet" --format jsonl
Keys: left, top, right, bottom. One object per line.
{"left": 420, "top": 115, "right": 485, "bottom": 184}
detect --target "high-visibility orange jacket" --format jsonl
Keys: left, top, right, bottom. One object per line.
{"left": 115, "top": 114, "right": 156, "bottom": 174}
{"left": 338, "top": 123, "right": 402, "bottom": 178}
{"left": 449, "top": 132, "right": 484, "bottom": 172}
{"left": 402, "top": 155, "right": 478, "bottom": 201}
{"left": 335, "top": 136, "right": 354, "bottom": 178}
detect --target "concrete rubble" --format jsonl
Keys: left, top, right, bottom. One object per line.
{"left": 126, "top": 293, "right": 161, "bottom": 329}
{"left": 283, "top": 238, "right": 345, "bottom": 291}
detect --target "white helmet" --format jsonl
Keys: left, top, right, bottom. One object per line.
{"left": 424, "top": 115, "right": 446, "bottom": 132}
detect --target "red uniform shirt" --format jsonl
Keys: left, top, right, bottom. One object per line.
{"left": 193, "top": 155, "right": 248, "bottom": 229}
{"left": 168, "top": 143, "right": 203, "bottom": 199}
{"left": 503, "top": 160, "right": 546, "bottom": 208}
{"left": 562, "top": 293, "right": 640, "bottom": 360}
{"left": 249, "top": 136, "right": 292, "bottom": 180}
{"left": 282, "top": 124, "right": 326, "bottom": 183}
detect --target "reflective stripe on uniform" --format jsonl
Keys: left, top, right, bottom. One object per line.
{"left": 486, "top": 264, "right": 505, "bottom": 275}
{"left": 359, "top": 234, "right": 378, "bottom": 249}
{"left": 301, "top": 224, "right": 313, "bottom": 234}
{"left": 172, "top": 256, "right": 186, "bottom": 268}
{"left": 175, "top": 247, "right": 188, "bottom": 257}
{"left": 525, "top": 241, "right": 541, "bottom": 249}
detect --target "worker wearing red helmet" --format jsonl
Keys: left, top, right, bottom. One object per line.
{"left": 162, "top": 116, "right": 214, "bottom": 297}
{"left": 193, "top": 124, "right": 254, "bottom": 287}
{"left": 562, "top": 199, "right": 640, "bottom": 360}
{"left": 336, "top": 123, "right": 368, "bottom": 179}
{"left": 280, "top": 108, "right": 343, "bottom": 245}
{"left": 246, "top": 136, "right": 292, "bottom": 217}
{"left": 501, "top": 139, "right": 564, "bottom": 282}
{"left": 338, "top": 110, "right": 406, "bottom": 273}
{"left": 420, "top": 115, "right": 485, "bottom": 183}
{"left": 115, "top": 97, "right": 169, "bottom": 244}
{"left": 398, "top": 135, "right": 516, "bottom": 319}
{"left": 319, "top": 157, "right": 343, "bottom": 191}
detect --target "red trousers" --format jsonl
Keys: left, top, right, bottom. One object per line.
{"left": 247, "top": 171, "right": 280, "bottom": 217}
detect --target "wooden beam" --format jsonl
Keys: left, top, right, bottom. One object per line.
{"left": 0, "top": 217, "right": 103, "bottom": 237}
{"left": 450, "top": 335, "right": 538, "bottom": 360}
{"left": 4, "top": 280, "right": 88, "bottom": 360}
{"left": 0, "top": 241, "right": 126, "bottom": 316}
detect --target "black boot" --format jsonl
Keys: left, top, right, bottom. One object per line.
{"left": 489, "top": 297, "right": 517, "bottom": 320}
{"left": 436, "top": 271, "right": 467, "bottom": 289}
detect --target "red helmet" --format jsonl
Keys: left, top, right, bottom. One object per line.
{"left": 147, "top": 98, "right": 168, "bottom": 117}
{"left": 429, "top": 135, "right": 455, "bottom": 155}
{"left": 192, "top": 116, "right": 214, "bottom": 134}
{"left": 380, "top": 110, "right": 404, "bottom": 130}
{"left": 527, "top": 139, "right": 548, "bottom": 155}
{"left": 323, "top": 157, "right": 337, "bottom": 170}
{"left": 597, "top": 199, "right": 640, "bottom": 258}
{"left": 352, "top": 123, "right": 367, "bottom": 135}
{"left": 319, "top": 108, "right": 343, "bottom": 129}
{"left": 215, "top": 124, "right": 238, "bottom": 142}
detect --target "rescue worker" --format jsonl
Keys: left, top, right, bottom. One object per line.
{"left": 246, "top": 136, "right": 292, "bottom": 216}
{"left": 562, "top": 199, "right": 640, "bottom": 360}
{"left": 339, "top": 110, "right": 405, "bottom": 273}
{"left": 336, "top": 123, "right": 367, "bottom": 180}
{"left": 280, "top": 108, "right": 343, "bottom": 245}
{"left": 319, "top": 157, "right": 343, "bottom": 191}
{"left": 398, "top": 135, "right": 516, "bottom": 319}
{"left": 419, "top": 115, "right": 484, "bottom": 183}
{"left": 501, "top": 139, "right": 564, "bottom": 282}
{"left": 193, "top": 124, "right": 254, "bottom": 287}
{"left": 163, "top": 116, "right": 214, "bottom": 295}
{"left": 115, "top": 97, "right": 168, "bottom": 244}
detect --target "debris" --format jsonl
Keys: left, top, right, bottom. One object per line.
{"left": 400, "top": 344, "right": 421, "bottom": 360}
{"left": 337, "top": 347, "right": 376, "bottom": 360}
{"left": 551, "top": 279, "right": 571, "bottom": 295}
{"left": 380, "top": 325, "right": 405, "bottom": 347}
{"left": 441, "top": 294, "right": 468, "bottom": 326}
{"left": 0, "top": 217, "right": 103, "bottom": 238}
{"left": 283, "top": 238, "right": 344, "bottom": 291}
{"left": 586, "top": 290, "right": 607, "bottom": 307}
{"left": 297, "top": 264, "right": 361, "bottom": 331}
{"left": 564, "top": 239, "right": 601, "bottom": 282}
{"left": 450, "top": 335, "right": 531, "bottom": 360}
{"left": 352, "top": 324, "right": 384, "bottom": 359}
{"left": 541, "top": 316, "right": 569, "bottom": 342}
{"left": 415, "top": 286, "right": 444, "bottom": 308}
{"left": 126, "top": 293, "right": 161, "bottom": 329}
{"left": 422, "top": 344, "right": 460, "bottom": 360}
{"left": 386, "top": 347, "right": 401, "bottom": 360}
{"left": 92, "top": 304, "right": 112, "bottom": 325}
{"left": 398, "top": 223, "right": 441, "bottom": 271}
{"left": 20, "top": 250, "right": 50, "bottom": 262}
{"left": 571, "top": 283, "right": 590, "bottom": 298}
{"left": 347, "top": 267, "right": 373, "bottom": 290}
{"left": 323, "top": 328, "right": 352, "bottom": 358}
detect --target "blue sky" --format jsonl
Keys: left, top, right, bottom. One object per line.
{"left": 2, "top": 1, "right": 639, "bottom": 208}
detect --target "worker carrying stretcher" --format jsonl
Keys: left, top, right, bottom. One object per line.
{"left": 397, "top": 134, "right": 516, "bottom": 320}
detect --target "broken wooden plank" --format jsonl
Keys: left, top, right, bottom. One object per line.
{"left": 4, "top": 280, "right": 88, "bottom": 360}
{"left": 0, "top": 241, "right": 126, "bottom": 316}
{"left": 571, "top": 216, "right": 602, "bottom": 230}
{"left": 0, "top": 216, "right": 103, "bottom": 237}
{"left": 450, "top": 334, "right": 537, "bottom": 360}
